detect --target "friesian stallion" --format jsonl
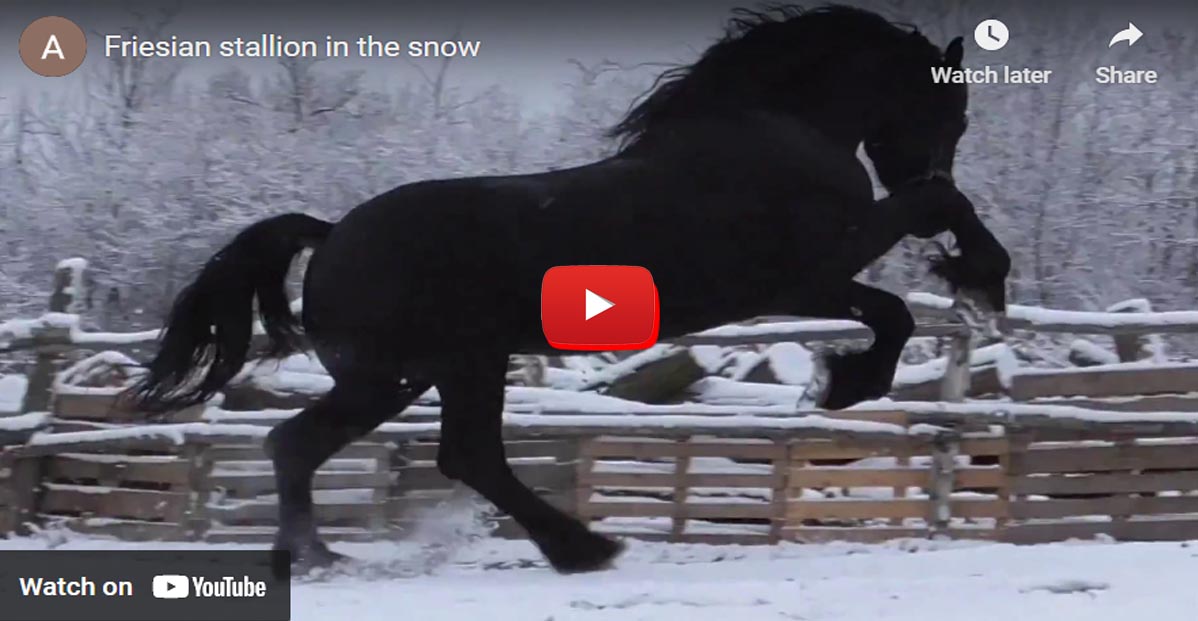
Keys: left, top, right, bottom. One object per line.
{"left": 131, "top": 6, "right": 1011, "bottom": 575}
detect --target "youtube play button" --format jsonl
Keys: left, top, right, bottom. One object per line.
{"left": 585, "top": 289, "right": 614, "bottom": 320}
{"left": 542, "top": 265, "right": 659, "bottom": 350}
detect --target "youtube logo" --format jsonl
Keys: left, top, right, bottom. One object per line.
{"left": 152, "top": 574, "right": 189, "bottom": 599}
{"left": 541, "top": 265, "right": 659, "bottom": 351}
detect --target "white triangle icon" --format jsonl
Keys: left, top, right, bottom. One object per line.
{"left": 584, "top": 289, "right": 615, "bottom": 321}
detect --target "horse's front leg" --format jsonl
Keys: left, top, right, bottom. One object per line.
{"left": 885, "top": 178, "right": 1012, "bottom": 314}
{"left": 794, "top": 282, "right": 914, "bottom": 410}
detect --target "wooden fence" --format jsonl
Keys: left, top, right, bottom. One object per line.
{"left": 577, "top": 431, "right": 1198, "bottom": 544}
{"left": 8, "top": 259, "right": 1198, "bottom": 417}
{"left": 0, "top": 429, "right": 579, "bottom": 543}
{"left": 5, "top": 407, "right": 1198, "bottom": 545}
{"left": 6, "top": 259, "right": 1198, "bottom": 546}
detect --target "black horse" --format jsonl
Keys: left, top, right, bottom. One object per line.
{"left": 131, "top": 6, "right": 1010, "bottom": 574}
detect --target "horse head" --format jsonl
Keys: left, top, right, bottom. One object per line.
{"left": 854, "top": 28, "right": 1010, "bottom": 318}
{"left": 863, "top": 36, "right": 969, "bottom": 189}
{"left": 606, "top": 5, "right": 1011, "bottom": 315}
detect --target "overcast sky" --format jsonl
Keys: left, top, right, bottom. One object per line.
{"left": 1, "top": 0, "right": 1194, "bottom": 112}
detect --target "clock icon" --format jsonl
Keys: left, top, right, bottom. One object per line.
{"left": 974, "top": 19, "right": 1009, "bottom": 51}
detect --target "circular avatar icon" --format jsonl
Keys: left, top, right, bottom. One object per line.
{"left": 19, "top": 16, "right": 87, "bottom": 77}
{"left": 973, "top": 19, "right": 1009, "bottom": 52}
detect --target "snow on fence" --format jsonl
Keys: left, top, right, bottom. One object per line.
{"left": 0, "top": 424, "right": 577, "bottom": 543}
{"left": 574, "top": 409, "right": 1198, "bottom": 545}
{"left": 6, "top": 259, "right": 1198, "bottom": 545}
{"left": 6, "top": 259, "right": 1198, "bottom": 416}
{"left": 4, "top": 407, "right": 1198, "bottom": 544}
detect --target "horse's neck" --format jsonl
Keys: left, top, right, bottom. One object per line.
{"left": 794, "top": 86, "right": 888, "bottom": 149}
{"left": 624, "top": 109, "right": 863, "bottom": 158}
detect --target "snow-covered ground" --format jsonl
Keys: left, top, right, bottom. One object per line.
{"left": 4, "top": 531, "right": 1194, "bottom": 620}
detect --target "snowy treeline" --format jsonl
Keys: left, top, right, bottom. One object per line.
{"left": 0, "top": 1, "right": 1195, "bottom": 332}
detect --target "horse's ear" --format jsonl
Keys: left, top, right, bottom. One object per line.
{"left": 944, "top": 37, "right": 964, "bottom": 68}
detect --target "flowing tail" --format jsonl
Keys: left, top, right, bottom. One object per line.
{"left": 129, "top": 213, "right": 333, "bottom": 412}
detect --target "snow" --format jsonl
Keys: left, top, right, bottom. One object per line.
{"left": 692, "top": 319, "right": 864, "bottom": 339}
{"left": 580, "top": 345, "right": 687, "bottom": 388}
{"left": 505, "top": 386, "right": 636, "bottom": 411}
{"left": 0, "top": 311, "right": 159, "bottom": 349}
{"left": 0, "top": 411, "right": 49, "bottom": 431}
{"left": 893, "top": 343, "right": 1015, "bottom": 387}
{"left": 764, "top": 342, "right": 814, "bottom": 385}
{"left": 0, "top": 533, "right": 1194, "bottom": 620}
{"left": 56, "top": 258, "right": 89, "bottom": 313}
{"left": 0, "top": 313, "right": 79, "bottom": 348}
{"left": 25, "top": 422, "right": 271, "bottom": 447}
{"left": 596, "top": 517, "right": 770, "bottom": 536}
{"left": 55, "top": 257, "right": 89, "bottom": 273}
{"left": 906, "top": 291, "right": 956, "bottom": 310}
{"left": 54, "top": 351, "right": 143, "bottom": 395}
{"left": 1107, "top": 298, "right": 1153, "bottom": 314}
{"left": 593, "top": 457, "right": 773, "bottom": 476}
{"left": 58, "top": 452, "right": 178, "bottom": 464}
{"left": 689, "top": 377, "right": 806, "bottom": 407}
{"left": 249, "top": 369, "right": 335, "bottom": 395}
{"left": 1015, "top": 360, "right": 1198, "bottom": 376}
{"left": 499, "top": 412, "right": 919, "bottom": 436}
{"left": 724, "top": 350, "right": 765, "bottom": 381}
{"left": 0, "top": 374, "right": 28, "bottom": 413}
{"left": 235, "top": 355, "right": 335, "bottom": 395}
{"left": 848, "top": 399, "right": 1198, "bottom": 425}
{"left": 537, "top": 366, "right": 585, "bottom": 390}
{"left": 689, "top": 345, "right": 731, "bottom": 374}
{"left": 909, "top": 292, "right": 1198, "bottom": 328}
{"left": 70, "top": 328, "right": 160, "bottom": 345}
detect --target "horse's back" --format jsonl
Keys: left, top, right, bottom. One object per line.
{"left": 301, "top": 113, "right": 876, "bottom": 356}
{"left": 300, "top": 177, "right": 537, "bottom": 354}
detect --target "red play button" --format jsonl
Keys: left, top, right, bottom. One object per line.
{"left": 541, "top": 265, "right": 659, "bottom": 351}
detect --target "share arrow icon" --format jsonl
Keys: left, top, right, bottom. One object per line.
{"left": 1108, "top": 23, "right": 1143, "bottom": 48}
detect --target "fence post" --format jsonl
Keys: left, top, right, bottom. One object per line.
{"left": 554, "top": 438, "right": 581, "bottom": 515}
{"left": 1107, "top": 299, "right": 1150, "bottom": 362}
{"left": 506, "top": 355, "right": 546, "bottom": 387}
{"left": 768, "top": 439, "right": 789, "bottom": 543}
{"left": 20, "top": 261, "right": 87, "bottom": 414}
{"left": 999, "top": 432, "right": 1032, "bottom": 544}
{"left": 367, "top": 443, "right": 392, "bottom": 534}
{"left": 670, "top": 438, "right": 691, "bottom": 542}
{"left": 939, "top": 332, "right": 972, "bottom": 402}
{"left": 183, "top": 443, "right": 213, "bottom": 541}
{"left": 0, "top": 455, "right": 44, "bottom": 535}
{"left": 928, "top": 433, "right": 959, "bottom": 539}
{"left": 574, "top": 438, "right": 595, "bottom": 530}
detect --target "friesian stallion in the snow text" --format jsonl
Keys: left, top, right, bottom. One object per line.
{"left": 130, "top": 6, "right": 1011, "bottom": 575}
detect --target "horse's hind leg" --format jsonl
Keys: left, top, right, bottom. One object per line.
{"left": 429, "top": 351, "right": 623, "bottom": 573}
{"left": 264, "top": 373, "right": 428, "bottom": 574}
{"left": 800, "top": 282, "right": 914, "bottom": 410}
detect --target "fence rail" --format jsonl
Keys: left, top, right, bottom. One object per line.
{"left": 8, "top": 259, "right": 1198, "bottom": 415}
{"left": 5, "top": 406, "right": 1198, "bottom": 544}
{"left": 6, "top": 259, "right": 1198, "bottom": 546}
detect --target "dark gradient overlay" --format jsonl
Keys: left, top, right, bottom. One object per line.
{"left": 2, "top": 1, "right": 1195, "bottom": 104}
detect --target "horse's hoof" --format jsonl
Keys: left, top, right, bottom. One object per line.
{"left": 543, "top": 531, "right": 625, "bottom": 574}
{"left": 272, "top": 540, "right": 349, "bottom": 579}
{"left": 816, "top": 350, "right": 891, "bottom": 411}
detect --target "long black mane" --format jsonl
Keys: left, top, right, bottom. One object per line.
{"left": 610, "top": 4, "right": 937, "bottom": 146}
